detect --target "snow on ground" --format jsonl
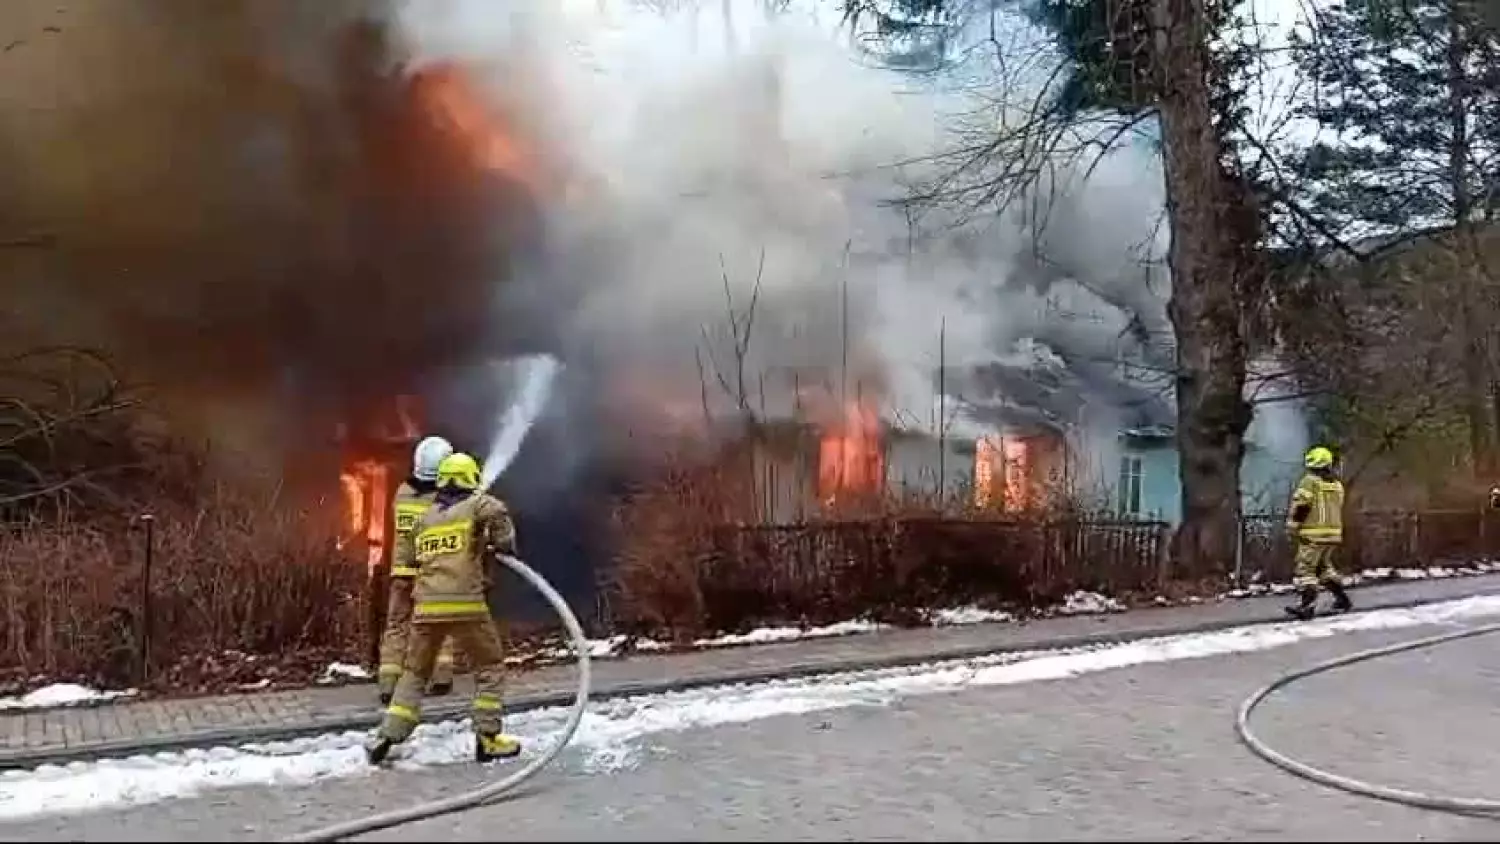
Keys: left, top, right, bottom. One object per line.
{"left": 694, "top": 618, "right": 883, "bottom": 648}
{"left": 6, "top": 593, "right": 1500, "bottom": 822}
{"left": 929, "top": 606, "right": 1015, "bottom": 625}
{"left": 315, "top": 663, "right": 371, "bottom": 685}
{"left": 544, "top": 609, "right": 1016, "bottom": 660}
{"left": 1222, "top": 561, "right": 1500, "bottom": 600}
{"left": 1055, "top": 590, "right": 1126, "bottom": 615}
{"left": 0, "top": 685, "right": 136, "bottom": 712}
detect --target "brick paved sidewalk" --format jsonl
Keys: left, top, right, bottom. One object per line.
{"left": 3, "top": 575, "right": 1496, "bottom": 769}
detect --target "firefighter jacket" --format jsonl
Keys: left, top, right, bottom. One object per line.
{"left": 390, "top": 478, "right": 439, "bottom": 578}
{"left": 1288, "top": 471, "right": 1344, "bottom": 545}
{"left": 402, "top": 491, "right": 517, "bottom": 623}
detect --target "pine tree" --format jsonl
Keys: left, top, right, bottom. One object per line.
{"left": 1288, "top": 0, "right": 1500, "bottom": 234}
{"left": 1287, "top": 0, "right": 1500, "bottom": 473}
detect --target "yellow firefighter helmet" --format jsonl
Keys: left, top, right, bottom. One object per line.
{"left": 436, "top": 452, "right": 482, "bottom": 490}
{"left": 1303, "top": 446, "right": 1334, "bottom": 469}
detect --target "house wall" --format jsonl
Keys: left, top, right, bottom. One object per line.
{"left": 1114, "top": 439, "right": 1302, "bottom": 523}
{"left": 885, "top": 434, "right": 974, "bottom": 502}
{"left": 750, "top": 427, "right": 819, "bottom": 523}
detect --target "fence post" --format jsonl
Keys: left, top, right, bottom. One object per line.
{"left": 1232, "top": 513, "right": 1245, "bottom": 587}
{"left": 137, "top": 513, "right": 155, "bottom": 685}
{"left": 1154, "top": 522, "right": 1173, "bottom": 588}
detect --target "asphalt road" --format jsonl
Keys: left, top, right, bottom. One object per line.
{"left": 6, "top": 621, "right": 1500, "bottom": 842}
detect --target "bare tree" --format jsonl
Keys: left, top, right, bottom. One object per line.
{"left": 841, "top": 0, "right": 1276, "bottom": 572}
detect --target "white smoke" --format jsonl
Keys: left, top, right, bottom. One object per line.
{"left": 387, "top": 1, "right": 1295, "bottom": 463}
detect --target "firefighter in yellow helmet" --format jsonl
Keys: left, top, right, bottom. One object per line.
{"left": 368, "top": 452, "right": 522, "bottom": 765}
{"left": 1284, "top": 445, "right": 1353, "bottom": 620}
{"left": 376, "top": 435, "right": 464, "bottom": 704}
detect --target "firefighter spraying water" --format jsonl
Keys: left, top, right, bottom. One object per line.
{"left": 281, "top": 354, "right": 587, "bottom": 840}
{"left": 369, "top": 354, "right": 566, "bottom": 766}
{"left": 368, "top": 451, "right": 525, "bottom": 765}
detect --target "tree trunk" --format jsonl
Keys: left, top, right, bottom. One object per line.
{"left": 1150, "top": 0, "right": 1254, "bottom": 574}
{"left": 1445, "top": 6, "right": 1491, "bottom": 477}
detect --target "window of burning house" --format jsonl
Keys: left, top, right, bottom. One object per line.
{"left": 337, "top": 395, "right": 421, "bottom": 573}
{"left": 974, "top": 434, "right": 1029, "bottom": 510}
{"left": 817, "top": 403, "right": 884, "bottom": 503}
{"left": 1117, "top": 454, "right": 1144, "bottom": 517}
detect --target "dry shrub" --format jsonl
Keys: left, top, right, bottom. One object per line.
{"left": 607, "top": 447, "right": 755, "bottom": 642}
{"left": 0, "top": 347, "right": 366, "bottom": 691}
{"left": 0, "top": 486, "right": 365, "bottom": 690}
{"left": 608, "top": 436, "right": 1173, "bottom": 637}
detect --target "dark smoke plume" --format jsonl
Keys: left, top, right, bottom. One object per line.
{"left": 0, "top": 1, "right": 547, "bottom": 477}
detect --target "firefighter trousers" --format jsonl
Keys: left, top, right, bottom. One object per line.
{"left": 1292, "top": 540, "right": 1341, "bottom": 588}
{"left": 377, "top": 577, "right": 462, "bottom": 697}
{"left": 377, "top": 617, "right": 508, "bottom": 742}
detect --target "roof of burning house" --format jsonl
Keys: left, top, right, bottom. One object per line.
{"left": 949, "top": 354, "right": 1174, "bottom": 438}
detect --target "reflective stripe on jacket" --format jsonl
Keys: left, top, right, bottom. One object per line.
{"left": 406, "top": 491, "right": 516, "bottom": 623}
{"left": 390, "top": 481, "right": 438, "bottom": 578}
{"left": 1289, "top": 472, "right": 1345, "bottom": 544}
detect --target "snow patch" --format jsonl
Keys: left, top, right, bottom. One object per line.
{"left": 9, "top": 594, "right": 1500, "bottom": 821}
{"left": 694, "top": 619, "right": 884, "bottom": 648}
{"left": 929, "top": 606, "right": 1015, "bottom": 626}
{"left": 1223, "top": 561, "right": 1500, "bottom": 600}
{"left": 0, "top": 684, "right": 136, "bottom": 712}
{"left": 1056, "top": 590, "right": 1125, "bottom": 615}
{"left": 315, "top": 663, "right": 371, "bottom": 685}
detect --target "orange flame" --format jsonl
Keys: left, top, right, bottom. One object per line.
{"left": 818, "top": 402, "right": 884, "bottom": 503}
{"left": 410, "top": 62, "right": 542, "bottom": 192}
{"left": 338, "top": 459, "right": 392, "bottom": 573}
{"left": 336, "top": 395, "right": 423, "bottom": 572}
{"left": 975, "top": 434, "right": 1029, "bottom": 510}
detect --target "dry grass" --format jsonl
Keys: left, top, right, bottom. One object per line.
{"left": 0, "top": 347, "right": 367, "bottom": 692}
{"left": 0, "top": 487, "right": 366, "bottom": 691}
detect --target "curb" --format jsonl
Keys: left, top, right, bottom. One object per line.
{"left": 4, "top": 584, "right": 1495, "bottom": 771}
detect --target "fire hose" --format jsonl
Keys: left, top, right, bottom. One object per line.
{"left": 1236, "top": 619, "right": 1500, "bottom": 815}
{"left": 282, "top": 554, "right": 593, "bottom": 843}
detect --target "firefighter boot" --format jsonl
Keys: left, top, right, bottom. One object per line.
{"left": 475, "top": 731, "right": 522, "bottom": 763}
{"left": 366, "top": 735, "right": 396, "bottom": 766}
{"left": 1283, "top": 586, "right": 1318, "bottom": 621}
{"left": 1324, "top": 579, "right": 1353, "bottom": 614}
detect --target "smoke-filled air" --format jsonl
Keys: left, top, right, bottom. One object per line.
{"left": 0, "top": 0, "right": 1191, "bottom": 495}
{"left": 391, "top": 0, "right": 1184, "bottom": 483}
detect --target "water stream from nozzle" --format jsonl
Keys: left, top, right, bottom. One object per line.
{"left": 480, "top": 353, "right": 562, "bottom": 491}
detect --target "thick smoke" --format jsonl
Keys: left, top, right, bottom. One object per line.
{"left": 391, "top": 1, "right": 1176, "bottom": 466}
{"left": 0, "top": 0, "right": 1291, "bottom": 501}
{"left": 0, "top": 0, "right": 542, "bottom": 482}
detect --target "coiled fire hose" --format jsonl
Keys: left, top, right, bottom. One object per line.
{"left": 1237, "top": 619, "right": 1500, "bottom": 815}
{"left": 282, "top": 554, "right": 593, "bottom": 842}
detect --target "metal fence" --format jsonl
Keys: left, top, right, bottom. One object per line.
{"left": 598, "top": 510, "right": 1500, "bottom": 636}
{"left": 690, "top": 517, "right": 1173, "bottom": 627}
{"left": 1239, "top": 510, "right": 1500, "bottom": 584}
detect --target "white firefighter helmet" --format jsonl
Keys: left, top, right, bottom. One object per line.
{"left": 412, "top": 435, "right": 454, "bottom": 481}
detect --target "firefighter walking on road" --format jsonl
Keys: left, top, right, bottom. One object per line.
{"left": 378, "top": 435, "right": 464, "bottom": 704}
{"left": 368, "top": 451, "right": 522, "bottom": 765}
{"left": 1284, "top": 445, "right": 1354, "bottom": 621}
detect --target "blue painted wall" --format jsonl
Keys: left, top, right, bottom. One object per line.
{"left": 1114, "top": 438, "right": 1301, "bottom": 523}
